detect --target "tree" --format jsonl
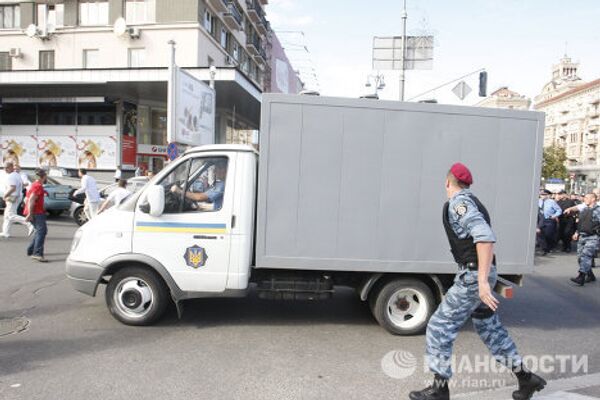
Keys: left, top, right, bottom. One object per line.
{"left": 542, "top": 144, "right": 567, "bottom": 180}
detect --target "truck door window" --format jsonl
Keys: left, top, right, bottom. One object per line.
{"left": 158, "top": 157, "right": 228, "bottom": 213}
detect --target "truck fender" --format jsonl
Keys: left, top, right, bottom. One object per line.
{"left": 359, "top": 273, "right": 446, "bottom": 303}
{"left": 359, "top": 273, "right": 384, "bottom": 301}
{"left": 101, "top": 253, "right": 186, "bottom": 303}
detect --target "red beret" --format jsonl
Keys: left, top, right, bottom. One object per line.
{"left": 450, "top": 162, "right": 473, "bottom": 185}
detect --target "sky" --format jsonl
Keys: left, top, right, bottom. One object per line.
{"left": 266, "top": 0, "right": 600, "bottom": 105}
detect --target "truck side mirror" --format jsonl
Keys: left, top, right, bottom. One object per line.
{"left": 141, "top": 185, "right": 165, "bottom": 217}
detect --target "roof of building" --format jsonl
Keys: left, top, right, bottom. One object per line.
{"left": 535, "top": 78, "right": 600, "bottom": 109}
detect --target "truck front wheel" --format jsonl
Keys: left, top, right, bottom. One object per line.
{"left": 371, "top": 278, "right": 435, "bottom": 335}
{"left": 105, "top": 267, "right": 170, "bottom": 326}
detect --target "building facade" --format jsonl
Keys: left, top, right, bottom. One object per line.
{"left": 0, "top": 0, "right": 298, "bottom": 173}
{"left": 534, "top": 56, "right": 600, "bottom": 192}
{"left": 475, "top": 86, "right": 531, "bottom": 110}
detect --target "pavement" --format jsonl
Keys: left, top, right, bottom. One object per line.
{"left": 0, "top": 216, "right": 599, "bottom": 400}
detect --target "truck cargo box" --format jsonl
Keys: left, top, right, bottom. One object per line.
{"left": 256, "top": 94, "right": 544, "bottom": 275}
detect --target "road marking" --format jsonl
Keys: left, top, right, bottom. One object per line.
{"left": 453, "top": 373, "right": 600, "bottom": 400}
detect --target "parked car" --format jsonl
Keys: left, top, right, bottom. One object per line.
{"left": 70, "top": 177, "right": 149, "bottom": 226}
{"left": 0, "top": 170, "right": 73, "bottom": 216}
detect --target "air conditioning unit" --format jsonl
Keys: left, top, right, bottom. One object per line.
{"left": 128, "top": 27, "right": 141, "bottom": 39}
{"left": 9, "top": 48, "right": 22, "bottom": 58}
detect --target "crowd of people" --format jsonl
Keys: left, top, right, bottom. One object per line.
{"left": 537, "top": 188, "right": 599, "bottom": 286}
{"left": 1, "top": 163, "right": 131, "bottom": 263}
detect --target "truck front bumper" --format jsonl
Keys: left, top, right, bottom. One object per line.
{"left": 66, "top": 257, "right": 105, "bottom": 296}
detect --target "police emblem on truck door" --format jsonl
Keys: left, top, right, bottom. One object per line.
{"left": 184, "top": 245, "right": 208, "bottom": 269}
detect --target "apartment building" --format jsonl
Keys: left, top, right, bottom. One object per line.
{"left": 534, "top": 56, "right": 600, "bottom": 192}
{"left": 0, "top": 0, "right": 299, "bottom": 172}
{"left": 475, "top": 87, "right": 531, "bottom": 110}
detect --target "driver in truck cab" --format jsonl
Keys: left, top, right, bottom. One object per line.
{"left": 171, "top": 160, "right": 226, "bottom": 211}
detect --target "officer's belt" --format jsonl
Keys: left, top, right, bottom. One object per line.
{"left": 458, "top": 262, "right": 478, "bottom": 271}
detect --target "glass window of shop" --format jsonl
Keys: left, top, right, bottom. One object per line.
{"left": 77, "top": 103, "right": 116, "bottom": 125}
{"left": 0, "top": 104, "right": 36, "bottom": 125}
{"left": 151, "top": 109, "right": 167, "bottom": 144}
{"left": 38, "top": 103, "right": 76, "bottom": 125}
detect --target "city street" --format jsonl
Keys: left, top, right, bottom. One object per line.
{"left": 0, "top": 216, "right": 599, "bottom": 400}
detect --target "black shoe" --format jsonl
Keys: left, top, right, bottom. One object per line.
{"left": 585, "top": 270, "right": 596, "bottom": 283}
{"left": 409, "top": 376, "right": 450, "bottom": 400}
{"left": 570, "top": 272, "right": 586, "bottom": 286}
{"left": 512, "top": 370, "right": 546, "bottom": 400}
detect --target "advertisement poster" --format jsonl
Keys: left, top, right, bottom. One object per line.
{"left": 175, "top": 68, "right": 215, "bottom": 146}
{"left": 77, "top": 136, "right": 117, "bottom": 170}
{"left": 121, "top": 135, "right": 137, "bottom": 168}
{"left": 0, "top": 135, "right": 38, "bottom": 168}
{"left": 37, "top": 136, "right": 78, "bottom": 169}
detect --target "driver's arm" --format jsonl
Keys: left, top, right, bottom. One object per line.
{"left": 183, "top": 191, "right": 209, "bottom": 202}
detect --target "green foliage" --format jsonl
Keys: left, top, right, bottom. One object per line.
{"left": 542, "top": 145, "right": 567, "bottom": 180}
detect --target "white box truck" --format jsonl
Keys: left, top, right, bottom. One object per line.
{"left": 66, "top": 94, "right": 544, "bottom": 335}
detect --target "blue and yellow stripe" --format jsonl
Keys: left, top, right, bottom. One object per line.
{"left": 136, "top": 222, "right": 227, "bottom": 234}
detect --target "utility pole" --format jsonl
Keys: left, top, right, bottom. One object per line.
{"left": 167, "top": 40, "right": 176, "bottom": 144}
{"left": 399, "top": 0, "right": 407, "bottom": 101}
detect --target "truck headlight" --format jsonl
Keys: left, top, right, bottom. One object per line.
{"left": 71, "top": 229, "right": 83, "bottom": 253}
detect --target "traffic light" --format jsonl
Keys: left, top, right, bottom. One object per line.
{"left": 479, "top": 71, "right": 488, "bottom": 97}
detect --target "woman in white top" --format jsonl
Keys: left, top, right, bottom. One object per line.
{"left": 98, "top": 179, "right": 130, "bottom": 214}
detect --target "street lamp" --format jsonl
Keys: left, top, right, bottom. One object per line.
{"left": 365, "top": 73, "right": 386, "bottom": 97}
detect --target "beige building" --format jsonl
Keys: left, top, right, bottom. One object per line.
{"left": 534, "top": 56, "right": 600, "bottom": 192}
{"left": 476, "top": 87, "right": 531, "bottom": 110}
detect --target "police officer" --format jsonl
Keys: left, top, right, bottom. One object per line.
{"left": 409, "top": 163, "right": 545, "bottom": 400}
{"left": 567, "top": 193, "right": 600, "bottom": 285}
{"left": 557, "top": 190, "right": 577, "bottom": 253}
{"left": 538, "top": 189, "right": 562, "bottom": 255}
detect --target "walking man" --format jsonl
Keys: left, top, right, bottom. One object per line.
{"left": 409, "top": 163, "right": 545, "bottom": 400}
{"left": 74, "top": 168, "right": 101, "bottom": 220}
{"left": 1, "top": 161, "right": 34, "bottom": 238}
{"left": 557, "top": 190, "right": 577, "bottom": 253}
{"left": 538, "top": 189, "right": 562, "bottom": 255}
{"left": 564, "top": 193, "right": 600, "bottom": 285}
{"left": 24, "top": 169, "right": 49, "bottom": 262}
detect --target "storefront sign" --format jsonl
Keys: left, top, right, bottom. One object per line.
{"left": 37, "top": 136, "right": 78, "bottom": 169}
{"left": 137, "top": 143, "right": 186, "bottom": 158}
{"left": 173, "top": 68, "right": 215, "bottom": 146}
{"left": 0, "top": 135, "right": 38, "bottom": 168}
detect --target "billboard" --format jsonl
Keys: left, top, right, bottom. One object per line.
{"left": 0, "top": 135, "right": 38, "bottom": 168}
{"left": 76, "top": 136, "right": 117, "bottom": 169}
{"left": 37, "top": 136, "right": 78, "bottom": 169}
{"left": 173, "top": 68, "right": 215, "bottom": 146}
{"left": 372, "top": 36, "right": 434, "bottom": 71}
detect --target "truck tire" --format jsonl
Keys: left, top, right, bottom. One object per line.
{"left": 371, "top": 278, "right": 435, "bottom": 335}
{"left": 105, "top": 267, "right": 170, "bottom": 326}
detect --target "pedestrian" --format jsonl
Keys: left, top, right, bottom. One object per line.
{"left": 556, "top": 190, "right": 577, "bottom": 253}
{"left": 98, "top": 179, "right": 130, "bottom": 213}
{"left": 564, "top": 193, "right": 600, "bottom": 286}
{"left": 24, "top": 169, "right": 49, "bottom": 263}
{"left": 1, "top": 161, "right": 35, "bottom": 238}
{"left": 409, "top": 163, "right": 545, "bottom": 400}
{"left": 74, "top": 168, "right": 100, "bottom": 220}
{"left": 538, "top": 189, "right": 562, "bottom": 255}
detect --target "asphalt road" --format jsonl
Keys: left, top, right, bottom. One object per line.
{"left": 0, "top": 216, "right": 599, "bottom": 400}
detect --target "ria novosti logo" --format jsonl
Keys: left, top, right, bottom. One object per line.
{"left": 381, "top": 350, "right": 418, "bottom": 379}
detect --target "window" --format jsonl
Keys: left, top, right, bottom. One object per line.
{"left": 0, "top": 52, "right": 11, "bottom": 71}
{"left": 79, "top": 0, "right": 108, "bottom": 26}
{"left": 38, "top": 104, "right": 76, "bottom": 125}
{"left": 128, "top": 48, "right": 145, "bottom": 68}
{"left": 39, "top": 50, "right": 55, "bottom": 70}
{"left": 203, "top": 10, "right": 213, "bottom": 33}
{"left": 77, "top": 103, "right": 116, "bottom": 125}
{"left": 0, "top": 5, "right": 20, "bottom": 29}
{"left": 0, "top": 104, "right": 36, "bottom": 125}
{"left": 158, "top": 157, "right": 228, "bottom": 213}
{"left": 232, "top": 41, "right": 239, "bottom": 61}
{"left": 83, "top": 49, "right": 99, "bottom": 68}
{"left": 37, "top": 3, "right": 64, "bottom": 28}
{"left": 220, "top": 27, "right": 228, "bottom": 49}
{"left": 125, "top": 0, "right": 155, "bottom": 24}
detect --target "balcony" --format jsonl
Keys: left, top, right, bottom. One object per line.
{"left": 246, "top": 0, "right": 263, "bottom": 24}
{"left": 256, "top": 17, "right": 270, "bottom": 36}
{"left": 254, "top": 45, "right": 266, "bottom": 64}
{"left": 246, "top": 31, "right": 261, "bottom": 56}
{"left": 207, "top": 0, "right": 228, "bottom": 13}
{"left": 586, "top": 134, "right": 598, "bottom": 145}
{"left": 223, "top": 1, "right": 243, "bottom": 31}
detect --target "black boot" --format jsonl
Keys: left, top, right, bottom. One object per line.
{"left": 409, "top": 375, "right": 450, "bottom": 400}
{"left": 586, "top": 270, "right": 596, "bottom": 283}
{"left": 512, "top": 369, "right": 546, "bottom": 400}
{"left": 570, "top": 272, "right": 586, "bottom": 286}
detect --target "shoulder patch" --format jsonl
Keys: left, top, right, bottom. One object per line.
{"left": 455, "top": 203, "right": 468, "bottom": 217}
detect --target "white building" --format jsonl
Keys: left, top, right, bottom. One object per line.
{"left": 475, "top": 87, "right": 531, "bottom": 110}
{"left": 0, "top": 0, "right": 298, "bottom": 173}
{"left": 534, "top": 56, "right": 600, "bottom": 192}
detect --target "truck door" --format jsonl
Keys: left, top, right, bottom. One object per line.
{"left": 132, "top": 154, "right": 234, "bottom": 292}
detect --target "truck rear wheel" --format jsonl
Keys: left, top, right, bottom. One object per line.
{"left": 105, "top": 267, "right": 169, "bottom": 326}
{"left": 371, "top": 278, "right": 435, "bottom": 335}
